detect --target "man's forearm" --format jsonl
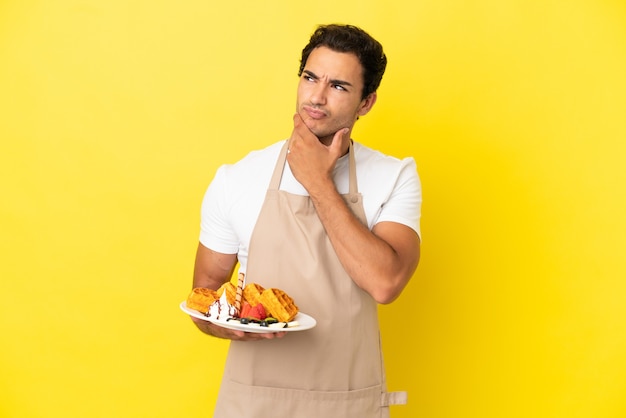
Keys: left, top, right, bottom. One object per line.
{"left": 308, "top": 181, "right": 418, "bottom": 304}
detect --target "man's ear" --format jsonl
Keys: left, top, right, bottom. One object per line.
{"left": 357, "top": 92, "right": 377, "bottom": 117}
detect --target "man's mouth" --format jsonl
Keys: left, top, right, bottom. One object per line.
{"left": 302, "top": 105, "right": 327, "bottom": 120}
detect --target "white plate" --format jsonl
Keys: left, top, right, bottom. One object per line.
{"left": 180, "top": 301, "right": 316, "bottom": 333}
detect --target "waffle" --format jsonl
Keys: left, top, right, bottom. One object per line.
{"left": 260, "top": 288, "right": 299, "bottom": 322}
{"left": 243, "top": 283, "right": 265, "bottom": 306}
{"left": 186, "top": 287, "right": 218, "bottom": 313}
{"left": 217, "top": 281, "right": 237, "bottom": 305}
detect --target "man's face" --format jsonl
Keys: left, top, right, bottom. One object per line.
{"left": 296, "top": 46, "right": 376, "bottom": 145}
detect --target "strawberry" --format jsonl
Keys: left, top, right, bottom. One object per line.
{"left": 239, "top": 302, "right": 252, "bottom": 318}
{"left": 256, "top": 303, "right": 267, "bottom": 319}
{"left": 248, "top": 303, "right": 267, "bottom": 320}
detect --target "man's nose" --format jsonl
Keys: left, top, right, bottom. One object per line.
{"left": 310, "top": 83, "right": 327, "bottom": 105}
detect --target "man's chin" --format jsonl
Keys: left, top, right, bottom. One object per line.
{"left": 297, "top": 116, "right": 335, "bottom": 143}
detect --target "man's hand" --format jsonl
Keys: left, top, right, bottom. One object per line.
{"left": 287, "top": 113, "right": 349, "bottom": 195}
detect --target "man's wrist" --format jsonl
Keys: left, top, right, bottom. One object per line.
{"left": 306, "top": 177, "right": 338, "bottom": 202}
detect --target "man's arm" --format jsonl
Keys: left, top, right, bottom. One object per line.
{"left": 309, "top": 194, "right": 419, "bottom": 304}
{"left": 287, "top": 114, "right": 420, "bottom": 303}
{"left": 191, "top": 243, "right": 285, "bottom": 340}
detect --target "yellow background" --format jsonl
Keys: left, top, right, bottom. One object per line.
{"left": 1, "top": 1, "right": 625, "bottom": 417}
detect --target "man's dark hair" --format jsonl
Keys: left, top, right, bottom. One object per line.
{"left": 298, "top": 24, "right": 387, "bottom": 100}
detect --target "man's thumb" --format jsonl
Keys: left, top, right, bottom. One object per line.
{"left": 331, "top": 128, "right": 350, "bottom": 151}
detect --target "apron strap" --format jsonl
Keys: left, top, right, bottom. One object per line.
{"left": 269, "top": 140, "right": 359, "bottom": 194}
{"left": 381, "top": 391, "right": 408, "bottom": 406}
{"left": 347, "top": 140, "right": 358, "bottom": 195}
{"left": 269, "top": 141, "right": 290, "bottom": 190}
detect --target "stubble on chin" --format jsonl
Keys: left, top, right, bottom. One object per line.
{"left": 307, "top": 125, "right": 335, "bottom": 145}
{"left": 299, "top": 107, "right": 348, "bottom": 146}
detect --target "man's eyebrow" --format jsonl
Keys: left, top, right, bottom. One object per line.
{"left": 303, "top": 70, "right": 353, "bottom": 87}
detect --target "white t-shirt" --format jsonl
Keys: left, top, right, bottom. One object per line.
{"left": 199, "top": 140, "right": 422, "bottom": 272}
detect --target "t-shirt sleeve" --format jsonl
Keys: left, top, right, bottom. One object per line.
{"left": 198, "top": 165, "right": 240, "bottom": 254}
{"left": 375, "top": 157, "right": 422, "bottom": 238}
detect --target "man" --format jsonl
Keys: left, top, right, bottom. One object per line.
{"left": 190, "top": 24, "right": 421, "bottom": 417}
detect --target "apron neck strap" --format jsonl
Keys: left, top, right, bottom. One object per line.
{"left": 270, "top": 140, "right": 358, "bottom": 194}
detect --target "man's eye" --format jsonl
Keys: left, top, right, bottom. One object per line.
{"left": 333, "top": 84, "right": 346, "bottom": 91}
{"left": 304, "top": 75, "right": 315, "bottom": 82}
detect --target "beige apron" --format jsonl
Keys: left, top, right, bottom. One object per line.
{"left": 214, "top": 141, "right": 407, "bottom": 417}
